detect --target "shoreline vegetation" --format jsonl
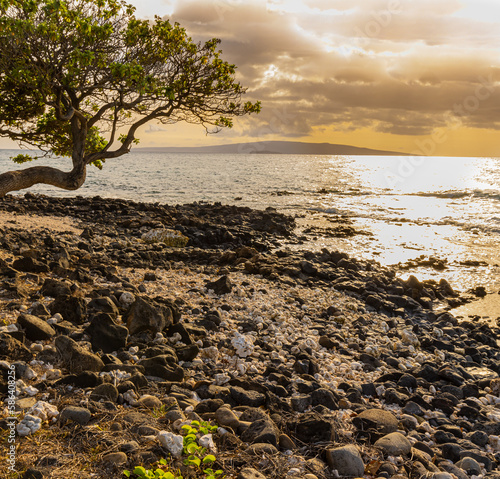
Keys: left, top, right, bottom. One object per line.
{"left": 1, "top": 194, "right": 500, "bottom": 479}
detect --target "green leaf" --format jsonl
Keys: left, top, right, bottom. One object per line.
{"left": 11, "top": 153, "right": 34, "bottom": 164}
{"left": 123, "top": 471, "right": 131, "bottom": 478}
{"left": 186, "top": 442, "right": 200, "bottom": 454}
{"left": 133, "top": 466, "right": 147, "bottom": 478}
{"left": 202, "top": 455, "right": 216, "bottom": 464}
{"left": 184, "top": 455, "right": 201, "bottom": 468}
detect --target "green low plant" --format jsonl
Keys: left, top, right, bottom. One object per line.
{"left": 124, "top": 421, "right": 223, "bottom": 479}
{"left": 150, "top": 403, "right": 173, "bottom": 418}
{"left": 124, "top": 459, "right": 182, "bottom": 479}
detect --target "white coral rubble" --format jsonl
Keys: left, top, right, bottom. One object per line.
{"left": 158, "top": 431, "right": 184, "bottom": 457}
{"left": 141, "top": 229, "right": 189, "bottom": 247}
{"left": 231, "top": 332, "right": 254, "bottom": 358}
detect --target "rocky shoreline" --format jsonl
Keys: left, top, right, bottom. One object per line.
{"left": 1, "top": 194, "right": 500, "bottom": 479}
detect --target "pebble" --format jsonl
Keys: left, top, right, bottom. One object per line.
{"left": 59, "top": 406, "right": 92, "bottom": 425}
{"left": 237, "top": 468, "right": 267, "bottom": 479}
{"left": 326, "top": 445, "right": 365, "bottom": 477}
{"left": 137, "top": 395, "right": 162, "bottom": 409}
{"left": 456, "top": 457, "right": 482, "bottom": 475}
{"left": 353, "top": 408, "right": 399, "bottom": 434}
{"left": 374, "top": 432, "right": 412, "bottom": 456}
{"left": 216, "top": 406, "right": 241, "bottom": 428}
{"left": 90, "top": 383, "right": 119, "bottom": 402}
{"left": 102, "top": 452, "right": 128, "bottom": 465}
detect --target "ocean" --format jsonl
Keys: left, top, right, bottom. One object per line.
{"left": 1, "top": 150, "right": 499, "bottom": 295}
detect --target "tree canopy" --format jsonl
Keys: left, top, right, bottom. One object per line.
{"left": 0, "top": 0, "right": 260, "bottom": 196}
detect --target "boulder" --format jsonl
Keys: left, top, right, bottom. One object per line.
{"left": 54, "top": 336, "right": 104, "bottom": 374}
{"left": 17, "top": 314, "right": 55, "bottom": 341}
{"left": 326, "top": 445, "right": 364, "bottom": 477}
{"left": 0, "top": 333, "right": 32, "bottom": 361}
{"left": 40, "top": 278, "right": 72, "bottom": 298}
{"left": 88, "top": 297, "right": 119, "bottom": 316}
{"left": 241, "top": 418, "right": 279, "bottom": 446}
{"left": 125, "top": 296, "right": 174, "bottom": 335}
{"left": 90, "top": 383, "right": 119, "bottom": 402}
{"left": 84, "top": 314, "right": 128, "bottom": 353}
{"left": 49, "top": 295, "right": 87, "bottom": 324}
{"left": 352, "top": 408, "right": 399, "bottom": 434}
{"left": 374, "top": 432, "right": 412, "bottom": 456}
{"left": 205, "top": 275, "right": 233, "bottom": 295}
{"left": 59, "top": 406, "right": 92, "bottom": 425}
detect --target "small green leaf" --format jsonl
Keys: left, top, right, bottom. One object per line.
{"left": 11, "top": 153, "right": 34, "bottom": 164}
{"left": 202, "top": 455, "right": 216, "bottom": 464}
{"left": 185, "top": 455, "right": 201, "bottom": 467}
{"left": 133, "top": 466, "right": 147, "bottom": 478}
{"left": 186, "top": 442, "right": 200, "bottom": 454}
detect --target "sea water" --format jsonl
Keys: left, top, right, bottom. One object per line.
{"left": 0, "top": 150, "right": 499, "bottom": 293}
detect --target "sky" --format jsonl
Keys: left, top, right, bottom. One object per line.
{"left": 3, "top": 0, "right": 500, "bottom": 156}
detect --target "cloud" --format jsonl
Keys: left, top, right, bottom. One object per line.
{"left": 145, "top": 124, "right": 167, "bottom": 133}
{"left": 165, "top": 0, "right": 500, "bottom": 140}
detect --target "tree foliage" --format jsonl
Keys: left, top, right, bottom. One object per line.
{"left": 0, "top": 0, "right": 260, "bottom": 194}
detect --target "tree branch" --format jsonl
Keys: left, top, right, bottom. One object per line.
{"left": 0, "top": 164, "right": 86, "bottom": 197}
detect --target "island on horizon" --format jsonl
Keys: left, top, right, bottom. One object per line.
{"left": 135, "top": 140, "right": 410, "bottom": 156}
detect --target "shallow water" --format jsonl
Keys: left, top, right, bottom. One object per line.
{"left": 1, "top": 150, "right": 499, "bottom": 293}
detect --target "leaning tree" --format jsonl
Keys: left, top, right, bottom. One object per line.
{"left": 0, "top": 0, "right": 260, "bottom": 196}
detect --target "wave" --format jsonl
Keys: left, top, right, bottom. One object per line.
{"left": 316, "top": 187, "right": 375, "bottom": 196}
{"left": 307, "top": 206, "right": 500, "bottom": 235}
{"left": 314, "top": 187, "right": 500, "bottom": 201}
{"left": 409, "top": 189, "right": 500, "bottom": 201}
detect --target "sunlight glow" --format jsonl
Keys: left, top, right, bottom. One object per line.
{"left": 129, "top": 0, "right": 174, "bottom": 19}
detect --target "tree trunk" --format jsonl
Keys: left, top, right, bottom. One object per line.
{"left": 0, "top": 164, "right": 86, "bottom": 197}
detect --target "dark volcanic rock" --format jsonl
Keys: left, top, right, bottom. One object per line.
{"left": 54, "top": 336, "right": 104, "bottom": 374}
{"left": 0, "top": 333, "right": 32, "bottom": 361}
{"left": 353, "top": 408, "right": 399, "bottom": 434}
{"left": 17, "top": 313, "right": 56, "bottom": 341}
{"left": 310, "top": 387, "right": 339, "bottom": 410}
{"left": 205, "top": 275, "right": 233, "bottom": 295}
{"left": 126, "top": 296, "right": 174, "bottom": 335}
{"left": 290, "top": 413, "right": 333, "bottom": 443}
{"left": 230, "top": 386, "right": 266, "bottom": 407}
{"left": 41, "top": 278, "right": 73, "bottom": 297}
{"left": 140, "top": 362, "right": 184, "bottom": 381}
{"left": 240, "top": 418, "right": 279, "bottom": 446}
{"left": 59, "top": 406, "right": 92, "bottom": 425}
{"left": 88, "top": 297, "right": 120, "bottom": 316}
{"left": 84, "top": 314, "right": 128, "bottom": 353}
{"left": 13, "top": 256, "right": 49, "bottom": 273}
{"left": 49, "top": 295, "right": 87, "bottom": 324}
{"left": 90, "top": 383, "right": 119, "bottom": 402}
